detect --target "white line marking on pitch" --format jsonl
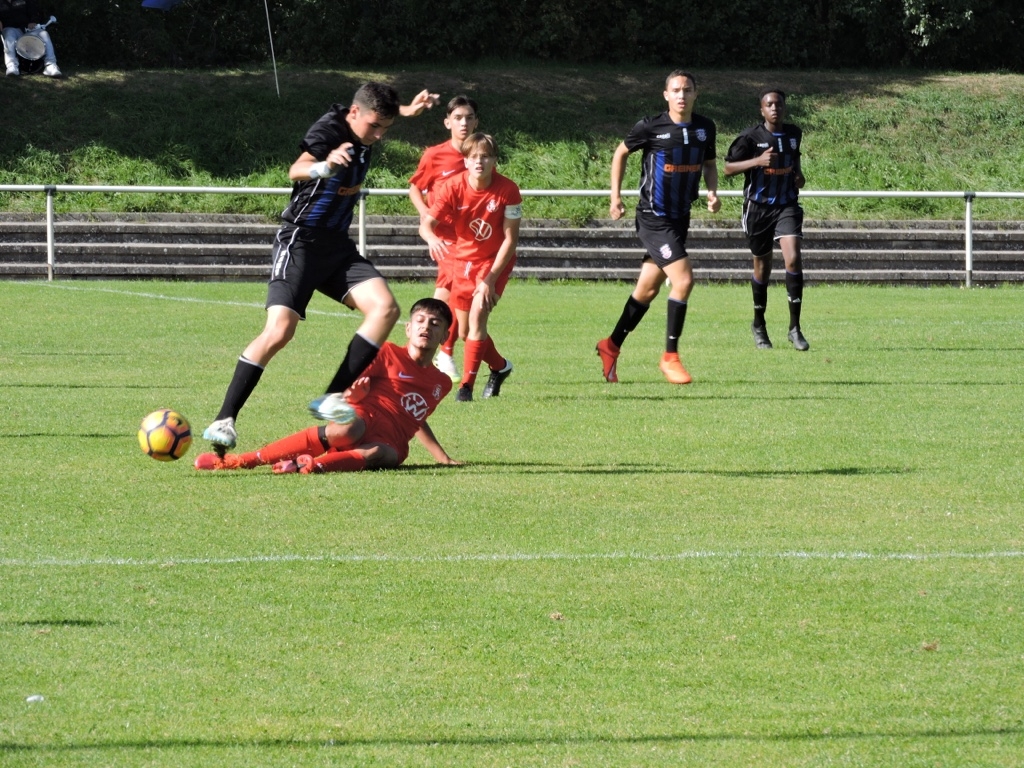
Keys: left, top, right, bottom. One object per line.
{"left": 15, "top": 282, "right": 360, "bottom": 318}
{"left": 2, "top": 551, "right": 1023, "bottom": 568}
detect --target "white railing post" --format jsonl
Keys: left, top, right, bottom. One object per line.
{"left": 357, "top": 190, "right": 369, "bottom": 257}
{"left": 963, "top": 191, "right": 975, "bottom": 288}
{"left": 45, "top": 185, "right": 56, "bottom": 281}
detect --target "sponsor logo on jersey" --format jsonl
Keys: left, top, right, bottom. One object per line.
{"left": 656, "top": 133, "right": 672, "bottom": 139}
{"left": 441, "top": 169, "right": 458, "bottom": 177}
{"left": 398, "top": 371, "right": 415, "bottom": 379}
{"left": 663, "top": 163, "right": 702, "bottom": 174}
{"left": 757, "top": 142, "right": 771, "bottom": 149}
{"left": 470, "top": 218, "right": 493, "bottom": 241}
{"left": 401, "top": 391, "right": 429, "bottom": 420}
{"left": 433, "top": 384, "right": 443, "bottom": 400}
{"left": 335, "top": 185, "right": 363, "bottom": 197}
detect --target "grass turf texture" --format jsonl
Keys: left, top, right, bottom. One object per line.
{"left": 3, "top": 66, "right": 1024, "bottom": 222}
{"left": 1, "top": 279, "right": 1023, "bottom": 766}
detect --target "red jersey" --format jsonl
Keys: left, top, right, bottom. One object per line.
{"left": 409, "top": 141, "right": 466, "bottom": 242}
{"left": 353, "top": 342, "right": 452, "bottom": 446}
{"left": 427, "top": 171, "right": 523, "bottom": 264}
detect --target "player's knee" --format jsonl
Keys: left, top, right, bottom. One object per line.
{"left": 325, "top": 419, "right": 365, "bottom": 447}
{"left": 362, "top": 443, "right": 399, "bottom": 469}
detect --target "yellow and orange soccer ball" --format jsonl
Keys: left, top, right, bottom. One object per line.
{"left": 138, "top": 409, "right": 192, "bottom": 461}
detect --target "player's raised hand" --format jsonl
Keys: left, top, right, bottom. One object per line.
{"left": 344, "top": 377, "right": 371, "bottom": 404}
{"left": 327, "top": 143, "right": 356, "bottom": 168}
{"left": 401, "top": 90, "right": 441, "bottom": 117}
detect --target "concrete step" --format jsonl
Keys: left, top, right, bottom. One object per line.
{"left": 2, "top": 213, "right": 1021, "bottom": 283}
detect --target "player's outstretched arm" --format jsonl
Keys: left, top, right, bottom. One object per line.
{"left": 400, "top": 90, "right": 441, "bottom": 117}
{"left": 415, "top": 423, "right": 461, "bottom": 465}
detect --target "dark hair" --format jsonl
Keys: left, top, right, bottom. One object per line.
{"left": 352, "top": 82, "right": 401, "bottom": 120}
{"left": 410, "top": 297, "right": 453, "bottom": 329}
{"left": 666, "top": 70, "right": 697, "bottom": 89}
{"left": 447, "top": 94, "right": 479, "bottom": 116}
{"left": 759, "top": 87, "right": 786, "bottom": 102}
{"left": 460, "top": 132, "right": 498, "bottom": 158}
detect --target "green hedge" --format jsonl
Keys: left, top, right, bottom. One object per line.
{"left": 46, "top": 0, "right": 1024, "bottom": 71}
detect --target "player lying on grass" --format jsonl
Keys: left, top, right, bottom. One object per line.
{"left": 194, "top": 298, "right": 460, "bottom": 474}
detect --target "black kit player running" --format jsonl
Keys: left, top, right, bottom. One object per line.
{"left": 203, "top": 84, "right": 438, "bottom": 454}
{"left": 724, "top": 88, "right": 809, "bottom": 351}
{"left": 599, "top": 70, "right": 720, "bottom": 385}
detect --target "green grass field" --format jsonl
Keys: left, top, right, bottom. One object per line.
{"left": 2, "top": 279, "right": 1023, "bottom": 766}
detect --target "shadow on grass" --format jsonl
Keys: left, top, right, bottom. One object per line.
{"left": 420, "top": 461, "right": 910, "bottom": 478}
{"left": 182, "top": 460, "right": 910, "bottom": 479}
{"left": 3, "top": 724, "right": 1022, "bottom": 753}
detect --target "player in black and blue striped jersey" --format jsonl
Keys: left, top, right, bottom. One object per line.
{"left": 203, "top": 83, "right": 440, "bottom": 455}
{"left": 725, "top": 88, "right": 809, "bottom": 351}
{"left": 597, "top": 70, "right": 720, "bottom": 385}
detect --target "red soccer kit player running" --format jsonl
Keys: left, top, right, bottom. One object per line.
{"left": 408, "top": 95, "right": 480, "bottom": 380}
{"left": 420, "top": 133, "right": 522, "bottom": 402}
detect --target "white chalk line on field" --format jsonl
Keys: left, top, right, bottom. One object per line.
{"left": 15, "top": 281, "right": 361, "bottom": 319}
{"left": 2, "top": 550, "right": 1024, "bottom": 569}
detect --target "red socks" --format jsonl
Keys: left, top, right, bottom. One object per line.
{"left": 462, "top": 335, "right": 505, "bottom": 389}
{"left": 309, "top": 450, "right": 367, "bottom": 474}
{"left": 237, "top": 426, "right": 325, "bottom": 467}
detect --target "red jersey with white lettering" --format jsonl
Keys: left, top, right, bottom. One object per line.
{"left": 352, "top": 342, "right": 452, "bottom": 450}
{"left": 409, "top": 141, "right": 466, "bottom": 242}
{"left": 427, "top": 171, "right": 522, "bottom": 264}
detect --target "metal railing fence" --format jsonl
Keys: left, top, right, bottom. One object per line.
{"left": 2, "top": 184, "right": 1022, "bottom": 287}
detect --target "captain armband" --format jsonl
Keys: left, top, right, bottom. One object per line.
{"left": 504, "top": 203, "right": 523, "bottom": 220}
{"left": 308, "top": 161, "right": 335, "bottom": 180}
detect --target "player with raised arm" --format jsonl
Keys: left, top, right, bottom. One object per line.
{"left": 202, "top": 83, "right": 439, "bottom": 456}
{"left": 419, "top": 133, "right": 522, "bottom": 402}
{"left": 724, "top": 88, "right": 809, "bottom": 351}
{"left": 408, "top": 95, "right": 480, "bottom": 381}
{"left": 597, "top": 70, "right": 720, "bottom": 385}
{"left": 194, "top": 299, "right": 458, "bottom": 474}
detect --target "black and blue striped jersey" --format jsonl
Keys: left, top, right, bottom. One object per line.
{"left": 281, "top": 104, "right": 373, "bottom": 233}
{"left": 624, "top": 112, "right": 717, "bottom": 220}
{"left": 725, "top": 123, "right": 802, "bottom": 206}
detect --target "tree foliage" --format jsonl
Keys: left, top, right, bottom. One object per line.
{"left": 45, "top": 0, "right": 1024, "bottom": 71}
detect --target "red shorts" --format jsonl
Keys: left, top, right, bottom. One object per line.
{"left": 347, "top": 408, "right": 410, "bottom": 464}
{"left": 449, "top": 257, "right": 516, "bottom": 312}
{"left": 434, "top": 242, "right": 457, "bottom": 292}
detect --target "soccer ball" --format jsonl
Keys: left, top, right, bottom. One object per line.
{"left": 138, "top": 409, "right": 192, "bottom": 462}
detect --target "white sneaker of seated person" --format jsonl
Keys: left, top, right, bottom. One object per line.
{"left": 42, "top": 63, "right": 61, "bottom": 77}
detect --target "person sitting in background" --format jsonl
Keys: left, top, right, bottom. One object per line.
{"left": 0, "top": 0, "right": 60, "bottom": 77}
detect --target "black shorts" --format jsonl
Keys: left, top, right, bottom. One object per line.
{"left": 266, "top": 224, "right": 383, "bottom": 319}
{"left": 635, "top": 210, "right": 691, "bottom": 268}
{"left": 741, "top": 200, "right": 804, "bottom": 258}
